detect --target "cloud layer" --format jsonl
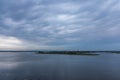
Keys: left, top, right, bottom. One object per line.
{"left": 0, "top": 0, "right": 120, "bottom": 50}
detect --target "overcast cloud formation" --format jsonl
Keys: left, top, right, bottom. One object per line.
{"left": 0, "top": 0, "right": 120, "bottom": 50}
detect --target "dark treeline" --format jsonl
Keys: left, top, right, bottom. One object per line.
{"left": 37, "top": 51, "right": 98, "bottom": 55}
{"left": 0, "top": 51, "right": 120, "bottom": 55}
{"left": 36, "top": 51, "right": 120, "bottom": 55}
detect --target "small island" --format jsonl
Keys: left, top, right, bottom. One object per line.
{"left": 35, "top": 51, "right": 100, "bottom": 56}
{"left": 111, "top": 51, "right": 120, "bottom": 54}
{"left": 35, "top": 51, "right": 120, "bottom": 56}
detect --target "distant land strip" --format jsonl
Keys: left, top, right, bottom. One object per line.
{"left": 35, "top": 51, "right": 120, "bottom": 55}
{"left": 0, "top": 51, "right": 120, "bottom": 55}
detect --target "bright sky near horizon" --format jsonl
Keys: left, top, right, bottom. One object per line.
{"left": 0, "top": 0, "right": 120, "bottom": 50}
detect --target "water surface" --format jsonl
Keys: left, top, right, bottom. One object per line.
{"left": 0, "top": 52, "right": 120, "bottom": 80}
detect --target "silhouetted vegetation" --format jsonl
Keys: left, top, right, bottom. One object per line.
{"left": 111, "top": 51, "right": 120, "bottom": 54}
{"left": 35, "top": 51, "right": 120, "bottom": 55}
{"left": 36, "top": 51, "right": 100, "bottom": 56}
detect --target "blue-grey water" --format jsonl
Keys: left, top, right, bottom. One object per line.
{"left": 0, "top": 52, "right": 120, "bottom": 80}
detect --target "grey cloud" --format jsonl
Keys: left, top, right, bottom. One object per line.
{"left": 0, "top": 0, "right": 120, "bottom": 50}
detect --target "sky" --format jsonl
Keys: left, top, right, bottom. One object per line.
{"left": 0, "top": 0, "right": 120, "bottom": 51}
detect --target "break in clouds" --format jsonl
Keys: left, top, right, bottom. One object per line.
{"left": 0, "top": 0, "right": 120, "bottom": 50}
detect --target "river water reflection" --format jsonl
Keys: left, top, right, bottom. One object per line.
{"left": 0, "top": 52, "right": 120, "bottom": 80}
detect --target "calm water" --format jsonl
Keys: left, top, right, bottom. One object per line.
{"left": 0, "top": 52, "right": 120, "bottom": 80}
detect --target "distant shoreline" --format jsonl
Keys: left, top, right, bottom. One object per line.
{"left": 35, "top": 51, "right": 120, "bottom": 55}
{"left": 0, "top": 51, "right": 120, "bottom": 55}
{"left": 36, "top": 51, "right": 99, "bottom": 56}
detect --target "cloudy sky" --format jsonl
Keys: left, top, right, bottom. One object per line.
{"left": 0, "top": 0, "right": 120, "bottom": 50}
